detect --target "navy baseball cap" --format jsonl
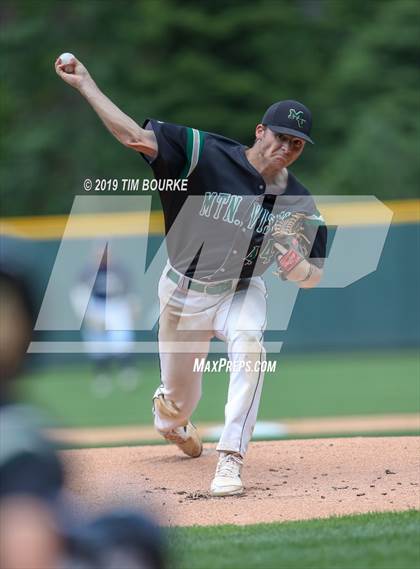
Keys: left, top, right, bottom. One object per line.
{"left": 262, "top": 100, "right": 314, "bottom": 144}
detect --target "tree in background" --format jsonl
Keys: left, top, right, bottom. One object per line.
{"left": 316, "top": 0, "right": 420, "bottom": 198}
{"left": 0, "top": 0, "right": 418, "bottom": 216}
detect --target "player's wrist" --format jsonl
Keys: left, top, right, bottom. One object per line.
{"left": 285, "top": 259, "right": 311, "bottom": 282}
{"left": 78, "top": 76, "right": 97, "bottom": 96}
{"left": 298, "top": 262, "right": 314, "bottom": 282}
{"left": 298, "top": 263, "right": 322, "bottom": 288}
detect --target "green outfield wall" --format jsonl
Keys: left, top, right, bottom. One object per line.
{"left": 1, "top": 212, "right": 418, "bottom": 357}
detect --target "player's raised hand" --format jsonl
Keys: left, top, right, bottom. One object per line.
{"left": 55, "top": 53, "right": 94, "bottom": 92}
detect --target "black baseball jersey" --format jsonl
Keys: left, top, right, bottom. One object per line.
{"left": 142, "top": 120, "right": 327, "bottom": 281}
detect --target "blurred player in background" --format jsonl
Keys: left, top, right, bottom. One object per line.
{"left": 70, "top": 243, "right": 141, "bottom": 397}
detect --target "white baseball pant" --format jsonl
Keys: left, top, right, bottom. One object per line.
{"left": 154, "top": 263, "right": 267, "bottom": 456}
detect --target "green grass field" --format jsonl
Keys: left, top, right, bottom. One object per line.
{"left": 19, "top": 354, "right": 419, "bottom": 569}
{"left": 19, "top": 350, "right": 419, "bottom": 428}
{"left": 168, "top": 511, "right": 420, "bottom": 569}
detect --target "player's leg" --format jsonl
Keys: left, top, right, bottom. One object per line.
{"left": 156, "top": 317, "right": 211, "bottom": 432}
{"left": 81, "top": 328, "right": 114, "bottom": 398}
{"left": 212, "top": 277, "right": 267, "bottom": 494}
{"left": 154, "top": 270, "right": 213, "bottom": 457}
{"left": 106, "top": 299, "right": 139, "bottom": 391}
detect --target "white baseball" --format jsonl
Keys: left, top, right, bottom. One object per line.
{"left": 59, "top": 52, "right": 76, "bottom": 73}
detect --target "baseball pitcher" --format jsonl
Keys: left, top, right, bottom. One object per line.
{"left": 56, "top": 55, "right": 327, "bottom": 496}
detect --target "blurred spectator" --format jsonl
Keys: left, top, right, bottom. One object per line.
{"left": 62, "top": 509, "right": 166, "bottom": 569}
{"left": 0, "top": 267, "right": 64, "bottom": 569}
{"left": 70, "top": 245, "right": 141, "bottom": 397}
{"left": 0, "top": 266, "right": 166, "bottom": 569}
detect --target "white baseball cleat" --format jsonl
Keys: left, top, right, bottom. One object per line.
{"left": 210, "top": 452, "right": 244, "bottom": 496}
{"left": 161, "top": 423, "right": 203, "bottom": 458}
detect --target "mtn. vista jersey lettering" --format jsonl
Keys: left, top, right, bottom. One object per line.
{"left": 141, "top": 119, "right": 327, "bottom": 280}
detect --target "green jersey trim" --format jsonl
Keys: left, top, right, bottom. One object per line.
{"left": 181, "top": 128, "right": 205, "bottom": 178}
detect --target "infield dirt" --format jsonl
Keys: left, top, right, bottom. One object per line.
{"left": 61, "top": 436, "right": 420, "bottom": 527}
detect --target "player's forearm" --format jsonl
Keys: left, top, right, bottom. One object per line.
{"left": 79, "top": 81, "right": 150, "bottom": 151}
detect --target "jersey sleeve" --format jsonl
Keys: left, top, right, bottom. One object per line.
{"left": 307, "top": 215, "right": 327, "bottom": 268}
{"left": 141, "top": 119, "right": 187, "bottom": 179}
{"left": 296, "top": 192, "right": 327, "bottom": 269}
{"left": 306, "top": 211, "right": 328, "bottom": 269}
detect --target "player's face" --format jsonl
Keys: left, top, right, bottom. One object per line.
{"left": 257, "top": 126, "right": 305, "bottom": 169}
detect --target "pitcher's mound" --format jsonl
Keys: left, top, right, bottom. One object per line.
{"left": 61, "top": 436, "right": 419, "bottom": 526}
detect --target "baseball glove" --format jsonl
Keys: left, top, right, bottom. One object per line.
{"left": 272, "top": 212, "right": 311, "bottom": 278}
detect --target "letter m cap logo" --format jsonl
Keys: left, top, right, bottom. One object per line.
{"left": 288, "top": 108, "right": 306, "bottom": 128}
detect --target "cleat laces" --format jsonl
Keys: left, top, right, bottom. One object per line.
{"left": 216, "top": 453, "right": 243, "bottom": 478}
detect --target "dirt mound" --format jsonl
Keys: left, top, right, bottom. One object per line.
{"left": 61, "top": 437, "right": 420, "bottom": 526}
{"left": 49, "top": 414, "right": 420, "bottom": 446}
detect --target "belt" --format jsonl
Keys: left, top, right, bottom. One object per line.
{"left": 167, "top": 268, "right": 235, "bottom": 295}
